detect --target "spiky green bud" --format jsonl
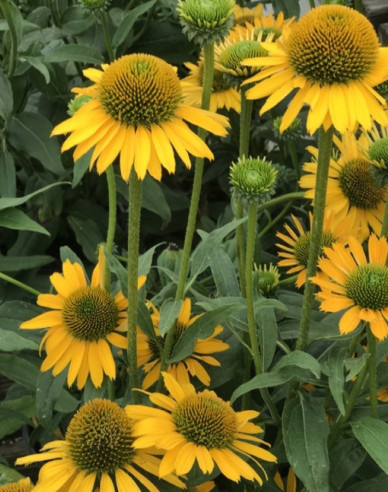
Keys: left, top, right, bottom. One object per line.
{"left": 67, "top": 95, "right": 93, "bottom": 116}
{"left": 255, "top": 263, "right": 280, "bottom": 296}
{"left": 177, "top": 0, "right": 235, "bottom": 46}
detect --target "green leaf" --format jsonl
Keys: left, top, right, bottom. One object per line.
{"left": 351, "top": 417, "right": 388, "bottom": 474}
{"left": 0, "top": 254, "right": 53, "bottom": 272}
{"left": 138, "top": 243, "right": 163, "bottom": 278}
{"left": 210, "top": 248, "right": 239, "bottom": 297}
{"left": 273, "top": 350, "right": 321, "bottom": 379}
{"left": 0, "top": 464, "right": 26, "bottom": 486}
{"left": 169, "top": 303, "right": 244, "bottom": 363}
{"left": 329, "top": 438, "right": 366, "bottom": 490}
{"left": 343, "top": 475, "right": 388, "bottom": 492}
{"left": 0, "top": 208, "right": 49, "bottom": 234}
{"left": 0, "top": 182, "right": 69, "bottom": 213}
{"left": 283, "top": 393, "right": 330, "bottom": 492}
{"left": 73, "top": 149, "right": 92, "bottom": 188}
{"left": 0, "top": 328, "right": 38, "bottom": 351}
{"left": 137, "top": 300, "right": 158, "bottom": 342}
{"left": 0, "top": 396, "right": 36, "bottom": 440}
{"left": 0, "top": 147, "right": 16, "bottom": 197}
{"left": 112, "top": 0, "right": 157, "bottom": 49}
{"left": 231, "top": 373, "right": 289, "bottom": 404}
{"left": 44, "top": 44, "right": 104, "bottom": 65}
{"left": 257, "top": 306, "right": 278, "bottom": 371}
{"left": 0, "top": 70, "right": 13, "bottom": 121}
{"left": 104, "top": 249, "right": 128, "bottom": 296}
{"left": 8, "top": 112, "right": 65, "bottom": 175}
{"left": 142, "top": 174, "right": 171, "bottom": 222}
{"left": 67, "top": 215, "right": 104, "bottom": 262}
{"left": 0, "top": 354, "right": 39, "bottom": 390}
{"left": 158, "top": 299, "right": 182, "bottom": 337}
{"left": 327, "top": 346, "right": 347, "bottom": 415}
{"left": 22, "top": 55, "right": 50, "bottom": 84}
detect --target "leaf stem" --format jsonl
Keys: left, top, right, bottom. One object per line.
{"left": 0, "top": 272, "right": 40, "bottom": 296}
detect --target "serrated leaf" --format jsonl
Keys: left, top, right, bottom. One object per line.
{"left": 0, "top": 207, "right": 49, "bottom": 234}
{"left": 0, "top": 254, "right": 53, "bottom": 272}
{"left": 112, "top": 0, "right": 157, "bottom": 49}
{"left": 273, "top": 350, "right": 321, "bottom": 379}
{"left": 351, "top": 417, "right": 388, "bottom": 474}
{"left": 8, "top": 112, "right": 65, "bottom": 175}
{"left": 231, "top": 372, "right": 290, "bottom": 404}
{"left": 0, "top": 328, "right": 38, "bottom": 351}
{"left": 44, "top": 44, "right": 104, "bottom": 65}
{"left": 283, "top": 393, "right": 330, "bottom": 492}
{"left": 158, "top": 299, "right": 182, "bottom": 336}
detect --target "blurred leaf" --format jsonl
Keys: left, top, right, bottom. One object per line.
{"left": 0, "top": 254, "right": 53, "bottom": 272}
{"left": 273, "top": 351, "right": 321, "bottom": 379}
{"left": 44, "top": 44, "right": 104, "bottom": 65}
{"left": 351, "top": 417, "right": 388, "bottom": 474}
{"left": 8, "top": 112, "right": 64, "bottom": 175}
{"left": 0, "top": 396, "right": 35, "bottom": 440}
{"left": 210, "top": 248, "right": 239, "bottom": 297}
{"left": 0, "top": 354, "right": 39, "bottom": 390}
{"left": 231, "top": 373, "right": 289, "bottom": 404}
{"left": 142, "top": 175, "right": 171, "bottom": 223}
{"left": 67, "top": 215, "right": 104, "bottom": 262}
{"left": 0, "top": 208, "right": 49, "bottom": 234}
{"left": 0, "top": 464, "right": 26, "bottom": 486}
{"left": 22, "top": 55, "right": 50, "bottom": 83}
{"left": 329, "top": 438, "right": 365, "bottom": 490}
{"left": 158, "top": 299, "right": 182, "bottom": 336}
{"left": 283, "top": 393, "right": 330, "bottom": 492}
{"left": 0, "top": 70, "right": 13, "bottom": 122}
{"left": 112, "top": 0, "right": 157, "bottom": 50}
{"left": 73, "top": 149, "right": 92, "bottom": 188}
{"left": 327, "top": 346, "right": 347, "bottom": 415}
{"left": 0, "top": 147, "right": 16, "bottom": 197}
{"left": 0, "top": 328, "right": 38, "bottom": 351}
{"left": 343, "top": 475, "right": 388, "bottom": 492}
{"left": 272, "top": 0, "right": 300, "bottom": 18}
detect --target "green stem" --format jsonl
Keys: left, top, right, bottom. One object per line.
{"left": 0, "top": 272, "right": 40, "bottom": 296}
{"left": 126, "top": 170, "right": 143, "bottom": 403}
{"left": 104, "top": 166, "right": 117, "bottom": 289}
{"left": 239, "top": 86, "right": 253, "bottom": 158}
{"left": 328, "top": 359, "right": 369, "bottom": 448}
{"left": 296, "top": 126, "right": 334, "bottom": 352}
{"left": 258, "top": 199, "right": 293, "bottom": 239}
{"left": 100, "top": 10, "right": 114, "bottom": 62}
{"left": 157, "top": 43, "right": 215, "bottom": 391}
{"left": 235, "top": 199, "right": 246, "bottom": 297}
{"left": 245, "top": 203, "right": 281, "bottom": 426}
{"left": 278, "top": 274, "right": 298, "bottom": 285}
{"left": 108, "top": 380, "right": 115, "bottom": 401}
{"left": 381, "top": 199, "right": 388, "bottom": 237}
{"left": 0, "top": 0, "right": 18, "bottom": 77}
{"left": 288, "top": 141, "right": 300, "bottom": 181}
{"left": 257, "top": 191, "right": 305, "bottom": 214}
{"left": 308, "top": 0, "right": 316, "bottom": 7}
{"left": 367, "top": 326, "right": 378, "bottom": 418}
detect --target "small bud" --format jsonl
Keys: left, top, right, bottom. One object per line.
{"left": 177, "top": 0, "right": 235, "bottom": 46}
{"left": 67, "top": 95, "right": 93, "bottom": 116}
{"left": 255, "top": 263, "right": 280, "bottom": 296}
{"left": 229, "top": 156, "right": 277, "bottom": 205}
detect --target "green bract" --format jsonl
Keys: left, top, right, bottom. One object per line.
{"left": 177, "top": 0, "right": 235, "bottom": 46}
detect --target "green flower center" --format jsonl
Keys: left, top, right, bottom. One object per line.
{"left": 173, "top": 391, "right": 237, "bottom": 448}
{"left": 369, "top": 138, "right": 388, "bottom": 167}
{"left": 294, "top": 230, "right": 336, "bottom": 267}
{"left": 178, "top": 0, "right": 234, "bottom": 29}
{"left": 99, "top": 54, "right": 182, "bottom": 129}
{"left": 338, "top": 159, "right": 386, "bottom": 210}
{"left": 67, "top": 399, "right": 135, "bottom": 475}
{"left": 62, "top": 286, "right": 119, "bottom": 341}
{"left": 218, "top": 40, "right": 266, "bottom": 77}
{"left": 345, "top": 264, "right": 388, "bottom": 309}
{"left": 287, "top": 5, "right": 378, "bottom": 85}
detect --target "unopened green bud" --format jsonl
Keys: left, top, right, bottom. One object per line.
{"left": 255, "top": 263, "right": 280, "bottom": 296}
{"left": 230, "top": 156, "right": 277, "bottom": 205}
{"left": 369, "top": 138, "right": 388, "bottom": 167}
{"left": 67, "top": 95, "right": 93, "bottom": 116}
{"left": 177, "top": 0, "right": 235, "bottom": 46}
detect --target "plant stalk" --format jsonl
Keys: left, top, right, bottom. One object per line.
{"left": 0, "top": 272, "right": 40, "bottom": 296}
{"left": 367, "top": 326, "right": 378, "bottom": 418}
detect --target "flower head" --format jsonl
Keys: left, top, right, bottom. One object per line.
{"left": 52, "top": 54, "right": 229, "bottom": 181}
{"left": 311, "top": 234, "right": 388, "bottom": 340}
{"left": 300, "top": 132, "right": 387, "bottom": 241}
{"left": 276, "top": 212, "right": 349, "bottom": 288}
{"left": 177, "top": 0, "right": 235, "bottom": 46}
{"left": 0, "top": 478, "right": 33, "bottom": 492}
{"left": 182, "top": 58, "right": 241, "bottom": 112}
{"left": 137, "top": 298, "right": 229, "bottom": 389}
{"left": 16, "top": 398, "right": 184, "bottom": 491}
{"left": 244, "top": 5, "right": 388, "bottom": 134}
{"left": 255, "top": 263, "right": 280, "bottom": 296}
{"left": 230, "top": 156, "right": 277, "bottom": 204}
{"left": 127, "top": 373, "right": 277, "bottom": 484}
{"left": 20, "top": 251, "right": 144, "bottom": 389}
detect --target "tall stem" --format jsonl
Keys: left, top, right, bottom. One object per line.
{"left": 367, "top": 326, "right": 378, "bottom": 418}
{"left": 104, "top": 166, "right": 117, "bottom": 289}
{"left": 126, "top": 170, "right": 142, "bottom": 402}
{"left": 381, "top": 200, "right": 388, "bottom": 237}
{"left": 0, "top": 0, "right": 18, "bottom": 77}
{"left": 296, "top": 126, "right": 334, "bottom": 352}
{"left": 235, "top": 199, "right": 246, "bottom": 297}
{"left": 245, "top": 202, "right": 281, "bottom": 426}
{"left": 100, "top": 10, "right": 114, "bottom": 62}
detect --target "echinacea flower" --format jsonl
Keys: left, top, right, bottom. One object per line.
{"left": 299, "top": 132, "right": 387, "bottom": 241}
{"left": 20, "top": 252, "right": 145, "bottom": 389}
{"left": 276, "top": 212, "right": 349, "bottom": 288}
{"left": 52, "top": 53, "right": 229, "bottom": 181}
{"left": 311, "top": 234, "right": 388, "bottom": 340}
{"left": 0, "top": 478, "right": 34, "bottom": 492}
{"left": 244, "top": 5, "right": 388, "bottom": 134}
{"left": 16, "top": 399, "right": 184, "bottom": 492}
{"left": 137, "top": 298, "right": 229, "bottom": 389}
{"left": 181, "top": 59, "right": 241, "bottom": 113}
{"left": 127, "top": 373, "right": 277, "bottom": 484}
